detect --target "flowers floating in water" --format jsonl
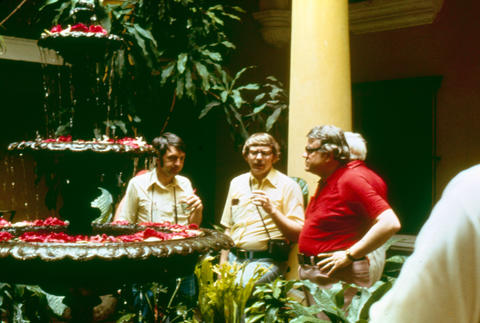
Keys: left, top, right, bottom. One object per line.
{"left": 38, "top": 136, "right": 150, "bottom": 149}
{"left": 0, "top": 232, "right": 13, "bottom": 242}
{"left": 0, "top": 217, "right": 68, "bottom": 228}
{"left": 0, "top": 221, "right": 202, "bottom": 243}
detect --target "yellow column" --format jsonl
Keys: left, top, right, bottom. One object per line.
{"left": 286, "top": 0, "right": 352, "bottom": 280}
{"left": 288, "top": 0, "right": 352, "bottom": 192}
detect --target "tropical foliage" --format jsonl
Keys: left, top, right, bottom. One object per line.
{"left": 0, "top": 283, "right": 66, "bottom": 322}
{"left": 38, "top": 0, "right": 289, "bottom": 143}
{"left": 194, "top": 256, "right": 266, "bottom": 323}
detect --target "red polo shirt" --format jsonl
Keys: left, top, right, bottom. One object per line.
{"left": 298, "top": 160, "right": 391, "bottom": 255}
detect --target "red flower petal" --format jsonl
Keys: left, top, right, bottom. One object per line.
{"left": 71, "top": 23, "right": 89, "bottom": 32}
{"left": 50, "top": 24, "right": 63, "bottom": 33}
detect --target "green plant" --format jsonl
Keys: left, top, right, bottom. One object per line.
{"left": 194, "top": 256, "right": 266, "bottom": 323}
{"left": 288, "top": 279, "right": 394, "bottom": 323}
{"left": 200, "top": 68, "right": 289, "bottom": 146}
{"left": 0, "top": 283, "right": 67, "bottom": 322}
{"left": 246, "top": 278, "right": 303, "bottom": 323}
{"left": 115, "top": 281, "right": 193, "bottom": 323}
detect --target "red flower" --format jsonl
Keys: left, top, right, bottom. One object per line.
{"left": 50, "top": 24, "right": 63, "bottom": 33}
{"left": 111, "top": 220, "right": 130, "bottom": 226}
{"left": 0, "top": 218, "right": 10, "bottom": 227}
{"left": 88, "top": 25, "right": 108, "bottom": 35}
{"left": 71, "top": 23, "right": 89, "bottom": 33}
{"left": 58, "top": 135, "right": 72, "bottom": 142}
{"left": 0, "top": 231, "right": 13, "bottom": 242}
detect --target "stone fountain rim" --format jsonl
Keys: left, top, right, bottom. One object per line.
{"left": 0, "top": 228, "right": 233, "bottom": 261}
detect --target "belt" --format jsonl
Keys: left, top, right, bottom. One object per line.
{"left": 231, "top": 247, "right": 272, "bottom": 260}
{"left": 298, "top": 253, "right": 367, "bottom": 266}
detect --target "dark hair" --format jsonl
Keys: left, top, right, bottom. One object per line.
{"left": 151, "top": 132, "right": 185, "bottom": 159}
{"left": 307, "top": 125, "right": 350, "bottom": 164}
{"left": 242, "top": 132, "right": 281, "bottom": 159}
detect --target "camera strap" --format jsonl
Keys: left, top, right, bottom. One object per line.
{"left": 249, "top": 177, "right": 272, "bottom": 241}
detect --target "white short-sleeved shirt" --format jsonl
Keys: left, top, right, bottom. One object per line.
{"left": 370, "top": 164, "right": 480, "bottom": 323}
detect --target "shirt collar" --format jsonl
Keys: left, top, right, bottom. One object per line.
{"left": 249, "top": 168, "right": 278, "bottom": 189}
{"left": 347, "top": 160, "right": 364, "bottom": 169}
{"left": 146, "top": 169, "right": 182, "bottom": 191}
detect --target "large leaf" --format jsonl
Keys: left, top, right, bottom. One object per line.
{"left": 133, "top": 23, "right": 157, "bottom": 47}
{"left": 236, "top": 83, "right": 260, "bottom": 91}
{"left": 230, "top": 66, "right": 254, "bottom": 90}
{"left": 199, "top": 100, "right": 221, "bottom": 119}
{"left": 201, "top": 49, "right": 222, "bottom": 62}
{"left": 161, "top": 61, "right": 176, "bottom": 83}
{"left": 45, "top": 292, "right": 67, "bottom": 317}
{"left": 347, "top": 280, "right": 393, "bottom": 322}
{"left": 265, "top": 107, "right": 283, "bottom": 131}
{"left": 194, "top": 61, "right": 210, "bottom": 90}
{"left": 177, "top": 53, "right": 189, "bottom": 74}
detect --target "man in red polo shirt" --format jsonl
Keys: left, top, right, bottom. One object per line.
{"left": 298, "top": 125, "right": 401, "bottom": 308}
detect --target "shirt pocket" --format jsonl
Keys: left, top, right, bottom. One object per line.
{"left": 138, "top": 198, "right": 151, "bottom": 216}
{"left": 230, "top": 197, "right": 250, "bottom": 223}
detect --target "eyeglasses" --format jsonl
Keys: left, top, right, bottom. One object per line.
{"left": 248, "top": 150, "right": 273, "bottom": 157}
{"left": 305, "top": 146, "right": 323, "bottom": 154}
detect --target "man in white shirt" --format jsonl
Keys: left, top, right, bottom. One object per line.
{"left": 114, "top": 132, "right": 202, "bottom": 319}
{"left": 114, "top": 132, "right": 202, "bottom": 225}
{"left": 370, "top": 164, "right": 480, "bottom": 323}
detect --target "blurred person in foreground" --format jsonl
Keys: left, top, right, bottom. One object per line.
{"left": 220, "top": 132, "right": 305, "bottom": 285}
{"left": 298, "top": 125, "right": 401, "bottom": 309}
{"left": 370, "top": 164, "right": 480, "bottom": 323}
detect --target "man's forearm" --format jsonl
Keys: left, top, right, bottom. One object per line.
{"left": 269, "top": 209, "right": 303, "bottom": 242}
{"left": 189, "top": 210, "right": 202, "bottom": 226}
{"left": 347, "top": 209, "right": 401, "bottom": 259}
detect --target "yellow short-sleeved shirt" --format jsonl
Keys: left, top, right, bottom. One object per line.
{"left": 220, "top": 168, "right": 304, "bottom": 251}
{"left": 116, "top": 170, "right": 194, "bottom": 225}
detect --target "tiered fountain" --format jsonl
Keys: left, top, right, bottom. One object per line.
{"left": 0, "top": 1, "right": 232, "bottom": 321}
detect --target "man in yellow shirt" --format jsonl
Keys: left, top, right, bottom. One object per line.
{"left": 220, "top": 133, "right": 305, "bottom": 284}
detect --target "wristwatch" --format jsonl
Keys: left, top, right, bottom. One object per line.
{"left": 345, "top": 249, "right": 361, "bottom": 261}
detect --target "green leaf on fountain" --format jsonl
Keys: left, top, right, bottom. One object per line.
{"left": 91, "top": 187, "right": 113, "bottom": 224}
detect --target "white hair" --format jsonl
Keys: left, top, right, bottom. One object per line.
{"left": 345, "top": 132, "right": 367, "bottom": 161}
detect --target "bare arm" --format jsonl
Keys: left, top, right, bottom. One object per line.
{"left": 317, "top": 209, "right": 401, "bottom": 276}
{"left": 348, "top": 209, "right": 401, "bottom": 258}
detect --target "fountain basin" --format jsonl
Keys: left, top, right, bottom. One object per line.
{"left": 0, "top": 229, "right": 232, "bottom": 290}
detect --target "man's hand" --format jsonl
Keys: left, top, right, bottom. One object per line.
{"left": 250, "top": 190, "right": 275, "bottom": 214}
{"left": 182, "top": 193, "right": 203, "bottom": 225}
{"left": 182, "top": 193, "right": 203, "bottom": 213}
{"left": 316, "top": 251, "right": 352, "bottom": 277}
